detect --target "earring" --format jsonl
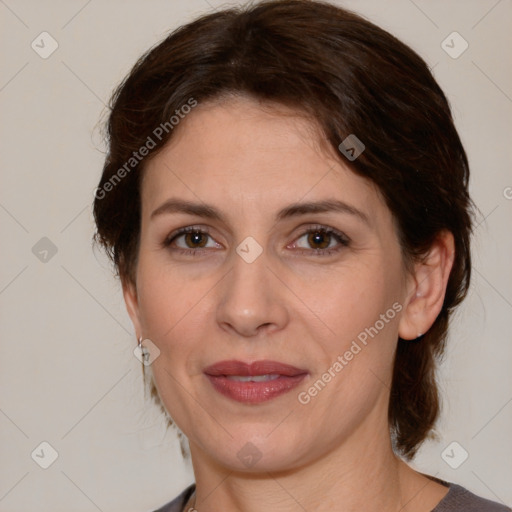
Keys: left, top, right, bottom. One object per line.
{"left": 138, "top": 336, "right": 151, "bottom": 365}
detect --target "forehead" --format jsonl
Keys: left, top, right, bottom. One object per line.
{"left": 141, "top": 96, "right": 387, "bottom": 226}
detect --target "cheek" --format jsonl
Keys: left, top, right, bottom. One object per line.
{"left": 136, "top": 265, "right": 205, "bottom": 415}
{"left": 301, "top": 261, "right": 403, "bottom": 399}
{"left": 307, "top": 263, "right": 399, "bottom": 339}
{"left": 137, "top": 246, "right": 197, "bottom": 327}
{"left": 136, "top": 259, "right": 194, "bottom": 352}
{"left": 301, "top": 270, "right": 401, "bottom": 396}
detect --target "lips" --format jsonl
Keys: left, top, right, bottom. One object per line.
{"left": 203, "top": 360, "right": 309, "bottom": 404}
{"left": 203, "top": 359, "right": 308, "bottom": 377}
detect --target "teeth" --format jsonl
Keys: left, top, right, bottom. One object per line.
{"left": 226, "top": 374, "right": 281, "bottom": 382}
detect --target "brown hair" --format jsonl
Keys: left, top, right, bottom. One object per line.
{"left": 93, "top": 0, "right": 474, "bottom": 459}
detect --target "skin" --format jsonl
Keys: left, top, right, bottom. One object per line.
{"left": 124, "top": 95, "right": 455, "bottom": 512}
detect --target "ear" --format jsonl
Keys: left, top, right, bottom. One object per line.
{"left": 398, "top": 231, "right": 455, "bottom": 341}
{"left": 122, "top": 278, "right": 143, "bottom": 339}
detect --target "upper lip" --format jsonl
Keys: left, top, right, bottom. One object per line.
{"left": 204, "top": 360, "right": 308, "bottom": 377}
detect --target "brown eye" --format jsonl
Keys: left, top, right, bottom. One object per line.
{"left": 292, "top": 225, "right": 350, "bottom": 256}
{"left": 307, "top": 230, "right": 332, "bottom": 250}
{"left": 182, "top": 231, "right": 209, "bottom": 248}
{"left": 163, "top": 226, "right": 219, "bottom": 253}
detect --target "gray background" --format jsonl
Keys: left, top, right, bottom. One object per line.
{"left": 1, "top": 0, "right": 511, "bottom": 510}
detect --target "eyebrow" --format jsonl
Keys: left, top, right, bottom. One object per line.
{"left": 150, "top": 198, "right": 370, "bottom": 225}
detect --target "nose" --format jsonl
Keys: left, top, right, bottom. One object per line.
{"left": 215, "top": 249, "right": 289, "bottom": 338}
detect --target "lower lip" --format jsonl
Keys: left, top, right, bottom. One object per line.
{"left": 205, "top": 374, "right": 308, "bottom": 404}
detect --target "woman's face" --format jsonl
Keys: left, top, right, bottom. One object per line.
{"left": 125, "top": 96, "right": 416, "bottom": 472}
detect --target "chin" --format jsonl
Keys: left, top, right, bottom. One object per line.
{"left": 200, "top": 431, "right": 312, "bottom": 474}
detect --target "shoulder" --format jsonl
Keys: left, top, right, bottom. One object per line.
{"left": 433, "top": 482, "right": 511, "bottom": 512}
{"left": 147, "top": 481, "right": 511, "bottom": 512}
{"left": 151, "top": 483, "right": 196, "bottom": 512}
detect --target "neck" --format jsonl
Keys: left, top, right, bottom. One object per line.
{"left": 185, "top": 421, "right": 442, "bottom": 512}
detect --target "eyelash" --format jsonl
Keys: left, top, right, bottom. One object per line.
{"left": 162, "top": 224, "right": 350, "bottom": 257}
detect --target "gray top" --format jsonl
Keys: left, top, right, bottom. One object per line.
{"left": 152, "top": 481, "right": 511, "bottom": 512}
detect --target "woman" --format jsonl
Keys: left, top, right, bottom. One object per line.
{"left": 93, "top": 1, "right": 510, "bottom": 511}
